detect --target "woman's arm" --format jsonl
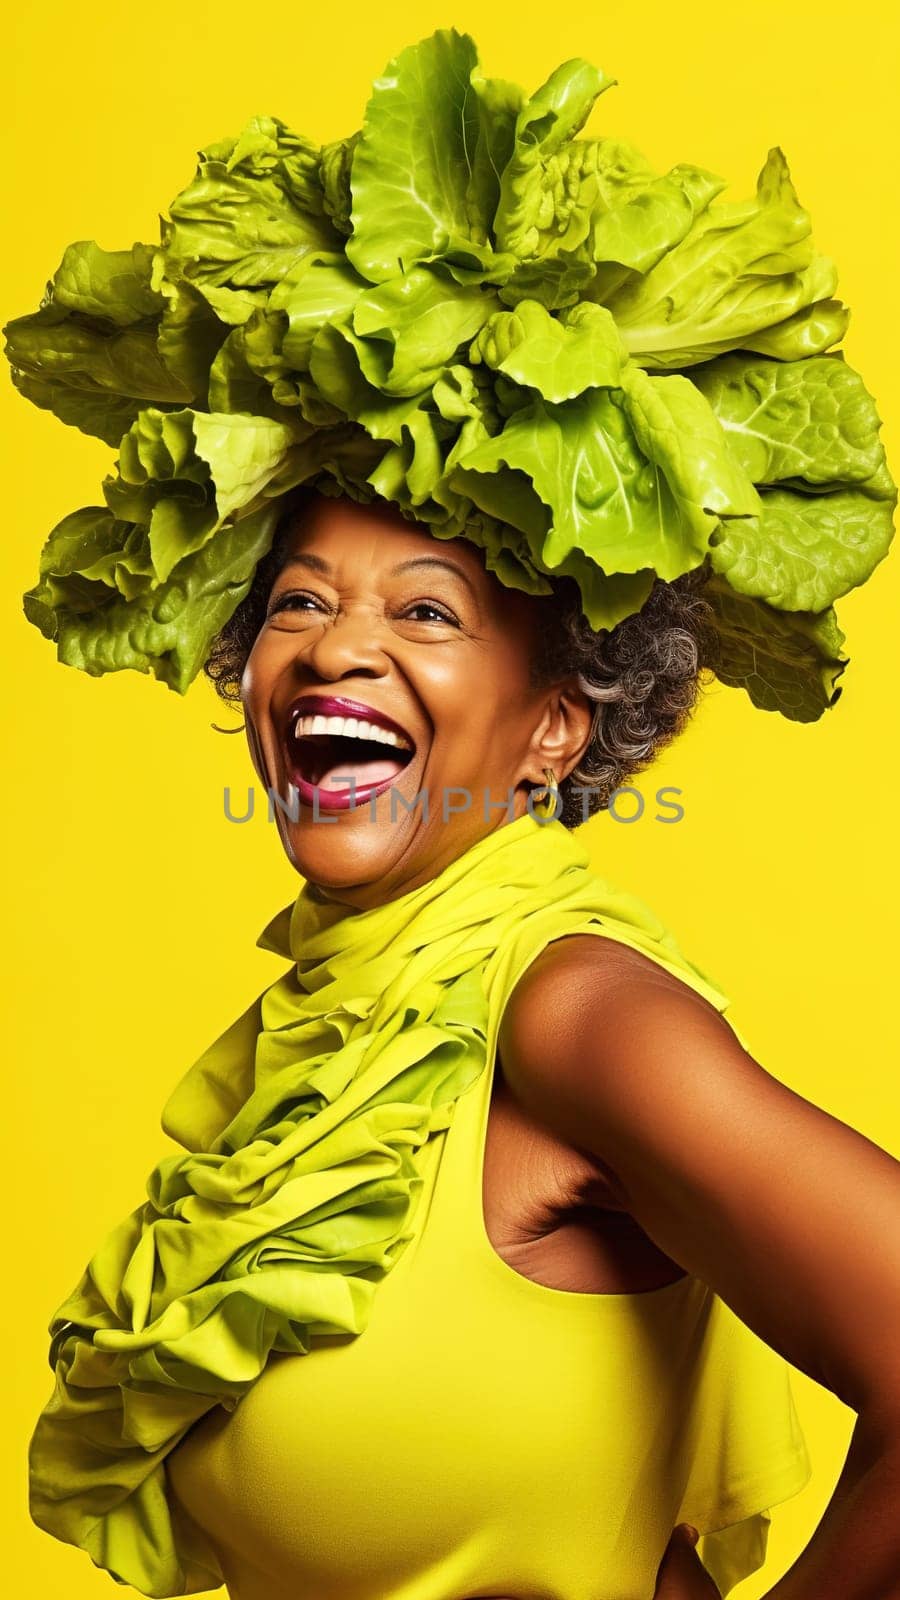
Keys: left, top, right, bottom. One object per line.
{"left": 498, "top": 935, "right": 900, "bottom": 1600}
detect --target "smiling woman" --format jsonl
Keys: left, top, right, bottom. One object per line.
{"left": 9, "top": 24, "right": 900, "bottom": 1600}
{"left": 205, "top": 486, "right": 718, "bottom": 840}
{"left": 241, "top": 491, "right": 600, "bottom": 893}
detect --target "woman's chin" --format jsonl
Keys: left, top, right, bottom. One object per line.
{"left": 274, "top": 779, "right": 420, "bottom": 890}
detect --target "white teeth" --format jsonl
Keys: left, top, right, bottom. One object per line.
{"left": 291, "top": 711, "right": 412, "bottom": 751}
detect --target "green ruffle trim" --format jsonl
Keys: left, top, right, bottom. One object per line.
{"left": 29, "top": 813, "right": 730, "bottom": 1596}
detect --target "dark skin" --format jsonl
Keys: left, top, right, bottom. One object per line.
{"left": 241, "top": 492, "right": 900, "bottom": 1599}
{"left": 241, "top": 491, "right": 594, "bottom": 901}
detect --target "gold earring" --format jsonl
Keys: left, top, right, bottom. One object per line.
{"left": 531, "top": 765, "right": 561, "bottom": 820}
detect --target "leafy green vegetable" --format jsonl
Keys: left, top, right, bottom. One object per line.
{"left": 24, "top": 502, "right": 280, "bottom": 691}
{"left": 471, "top": 300, "right": 626, "bottom": 401}
{"left": 103, "top": 408, "right": 301, "bottom": 580}
{"left": 319, "top": 134, "right": 360, "bottom": 236}
{"left": 704, "top": 575, "right": 848, "bottom": 721}
{"left": 588, "top": 164, "right": 727, "bottom": 275}
{"left": 273, "top": 253, "right": 367, "bottom": 370}
{"left": 347, "top": 30, "right": 518, "bottom": 283}
{"left": 4, "top": 28, "right": 895, "bottom": 719}
{"left": 448, "top": 376, "right": 751, "bottom": 629}
{"left": 603, "top": 148, "right": 842, "bottom": 370}
{"left": 22, "top": 408, "right": 300, "bottom": 687}
{"left": 619, "top": 363, "right": 761, "bottom": 535}
{"left": 351, "top": 267, "right": 500, "bottom": 395}
{"left": 53, "top": 240, "right": 163, "bottom": 324}
{"left": 707, "top": 488, "right": 896, "bottom": 612}
{"left": 160, "top": 115, "right": 343, "bottom": 325}
{"left": 692, "top": 352, "right": 891, "bottom": 490}
{"left": 493, "top": 56, "right": 616, "bottom": 260}
{"left": 4, "top": 243, "right": 204, "bottom": 445}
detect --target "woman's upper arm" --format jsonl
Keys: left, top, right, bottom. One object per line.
{"left": 498, "top": 935, "right": 900, "bottom": 1428}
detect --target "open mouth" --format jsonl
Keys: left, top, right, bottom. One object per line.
{"left": 285, "top": 705, "right": 416, "bottom": 807}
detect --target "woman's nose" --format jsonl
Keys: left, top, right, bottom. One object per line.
{"left": 298, "top": 608, "right": 390, "bottom": 680}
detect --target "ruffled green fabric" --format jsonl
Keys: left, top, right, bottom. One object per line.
{"left": 4, "top": 31, "right": 895, "bottom": 717}
{"left": 29, "top": 813, "right": 731, "bottom": 1597}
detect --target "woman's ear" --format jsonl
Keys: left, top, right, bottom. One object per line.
{"left": 530, "top": 677, "right": 596, "bottom": 783}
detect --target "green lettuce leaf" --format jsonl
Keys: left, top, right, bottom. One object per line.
{"left": 619, "top": 363, "right": 761, "bottom": 535}
{"left": 604, "top": 148, "right": 840, "bottom": 369}
{"left": 272, "top": 252, "right": 368, "bottom": 371}
{"left": 309, "top": 323, "right": 434, "bottom": 441}
{"left": 470, "top": 300, "right": 626, "bottom": 401}
{"left": 207, "top": 325, "right": 303, "bottom": 422}
{"left": 704, "top": 574, "right": 848, "bottom": 721}
{"left": 710, "top": 298, "right": 850, "bottom": 362}
{"left": 495, "top": 133, "right": 658, "bottom": 297}
{"left": 209, "top": 317, "right": 346, "bottom": 430}
{"left": 492, "top": 58, "right": 616, "bottom": 261}
{"left": 587, "top": 164, "right": 726, "bottom": 275}
{"left": 102, "top": 408, "right": 300, "bottom": 582}
{"left": 8, "top": 357, "right": 146, "bottom": 450}
{"left": 52, "top": 240, "right": 163, "bottom": 323}
{"left": 449, "top": 386, "right": 725, "bottom": 629}
{"left": 160, "top": 116, "right": 342, "bottom": 324}
{"left": 23, "top": 507, "right": 150, "bottom": 629}
{"left": 202, "top": 253, "right": 369, "bottom": 425}
{"left": 347, "top": 29, "right": 519, "bottom": 283}
{"left": 692, "top": 353, "right": 897, "bottom": 611}
{"left": 367, "top": 416, "right": 449, "bottom": 513}
{"left": 25, "top": 503, "right": 280, "bottom": 692}
{"left": 447, "top": 358, "right": 761, "bottom": 619}
{"left": 436, "top": 509, "right": 557, "bottom": 597}
{"left": 463, "top": 71, "right": 523, "bottom": 241}
{"left": 261, "top": 424, "right": 389, "bottom": 504}
{"left": 3, "top": 243, "right": 198, "bottom": 446}
{"left": 351, "top": 267, "right": 500, "bottom": 395}
{"left": 155, "top": 280, "right": 230, "bottom": 397}
{"left": 21, "top": 405, "right": 298, "bottom": 691}
{"left": 692, "top": 351, "right": 892, "bottom": 491}
{"left": 306, "top": 322, "right": 455, "bottom": 519}
{"left": 707, "top": 488, "right": 896, "bottom": 611}
{"left": 319, "top": 134, "right": 360, "bottom": 236}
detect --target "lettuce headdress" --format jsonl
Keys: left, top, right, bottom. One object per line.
{"left": 5, "top": 30, "right": 896, "bottom": 720}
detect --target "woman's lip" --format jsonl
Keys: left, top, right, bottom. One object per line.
{"left": 286, "top": 693, "right": 415, "bottom": 748}
{"left": 285, "top": 770, "right": 405, "bottom": 811}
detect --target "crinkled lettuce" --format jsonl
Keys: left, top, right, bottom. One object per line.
{"left": 23, "top": 408, "right": 298, "bottom": 690}
{"left": 4, "top": 27, "right": 895, "bottom": 713}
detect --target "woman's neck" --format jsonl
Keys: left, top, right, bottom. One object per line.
{"left": 299, "top": 817, "right": 531, "bottom": 913}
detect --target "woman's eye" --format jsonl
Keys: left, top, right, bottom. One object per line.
{"left": 403, "top": 601, "right": 460, "bottom": 626}
{"left": 265, "top": 592, "right": 460, "bottom": 627}
{"left": 267, "top": 591, "right": 324, "bottom": 618}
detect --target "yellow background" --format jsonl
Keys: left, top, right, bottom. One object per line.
{"left": 4, "top": 1, "right": 898, "bottom": 1594}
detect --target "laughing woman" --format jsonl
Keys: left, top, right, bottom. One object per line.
{"left": 8, "top": 30, "right": 900, "bottom": 1600}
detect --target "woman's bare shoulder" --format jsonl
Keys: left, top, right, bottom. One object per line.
{"left": 500, "top": 930, "right": 900, "bottom": 1424}
{"left": 501, "top": 931, "right": 726, "bottom": 1063}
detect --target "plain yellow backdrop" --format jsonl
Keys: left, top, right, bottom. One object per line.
{"left": 3, "top": 1, "right": 898, "bottom": 1595}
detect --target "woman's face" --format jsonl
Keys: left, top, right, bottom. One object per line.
{"left": 241, "top": 493, "right": 593, "bottom": 907}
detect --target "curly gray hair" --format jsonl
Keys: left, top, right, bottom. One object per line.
{"left": 529, "top": 565, "right": 717, "bottom": 827}
{"left": 203, "top": 489, "right": 718, "bottom": 830}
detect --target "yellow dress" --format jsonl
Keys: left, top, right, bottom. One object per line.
{"left": 30, "top": 813, "right": 811, "bottom": 1597}
{"left": 166, "top": 1006, "right": 811, "bottom": 1600}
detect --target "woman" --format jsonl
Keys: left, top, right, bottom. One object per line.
{"left": 8, "top": 28, "right": 899, "bottom": 1600}
{"left": 162, "top": 482, "right": 898, "bottom": 1600}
